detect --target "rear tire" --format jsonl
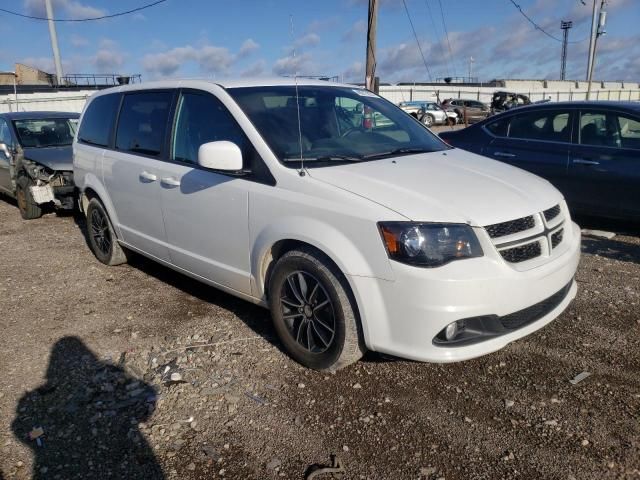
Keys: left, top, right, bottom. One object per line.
{"left": 86, "top": 198, "right": 127, "bottom": 266}
{"left": 16, "top": 176, "right": 43, "bottom": 220}
{"left": 268, "top": 248, "right": 365, "bottom": 371}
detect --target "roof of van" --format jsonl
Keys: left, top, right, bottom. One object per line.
{"left": 87, "top": 77, "right": 361, "bottom": 95}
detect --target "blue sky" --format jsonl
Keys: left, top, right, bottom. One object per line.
{"left": 1, "top": 0, "right": 639, "bottom": 83}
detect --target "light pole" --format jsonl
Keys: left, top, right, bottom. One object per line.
{"left": 560, "top": 21, "right": 572, "bottom": 81}
{"left": 44, "top": 0, "right": 64, "bottom": 86}
{"left": 468, "top": 56, "right": 474, "bottom": 82}
{"left": 586, "top": 0, "right": 607, "bottom": 100}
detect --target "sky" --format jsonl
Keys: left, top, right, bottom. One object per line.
{"left": 0, "top": 0, "right": 638, "bottom": 84}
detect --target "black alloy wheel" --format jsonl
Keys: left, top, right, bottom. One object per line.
{"left": 90, "top": 207, "right": 112, "bottom": 257}
{"left": 279, "top": 271, "right": 336, "bottom": 353}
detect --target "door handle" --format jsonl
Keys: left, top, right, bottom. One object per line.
{"left": 573, "top": 158, "right": 600, "bottom": 166}
{"left": 160, "top": 176, "right": 181, "bottom": 187}
{"left": 139, "top": 171, "right": 157, "bottom": 182}
{"left": 494, "top": 151, "right": 516, "bottom": 158}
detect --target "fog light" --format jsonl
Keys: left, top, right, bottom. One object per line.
{"left": 445, "top": 321, "right": 458, "bottom": 340}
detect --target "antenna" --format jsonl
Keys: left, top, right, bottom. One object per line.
{"left": 290, "top": 14, "right": 305, "bottom": 176}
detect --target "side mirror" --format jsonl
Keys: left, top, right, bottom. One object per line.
{"left": 197, "top": 141, "right": 243, "bottom": 172}
{"left": 0, "top": 142, "right": 11, "bottom": 159}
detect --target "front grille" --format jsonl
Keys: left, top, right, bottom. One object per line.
{"left": 500, "top": 241, "right": 541, "bottom": 263}
{"left": 551, "top": 229, "right": 564, "bottom": 248}
{"left": 500, "top": 281, "right": 573, "bottom": 330}
{"left": 544, "top": 205, "right": 561, "bottom": 222}
{"left": 485, "top": 215, "right": 535, "bottom": 239}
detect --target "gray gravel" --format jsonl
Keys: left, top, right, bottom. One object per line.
{"left": 0, "top": 199, "right": 639, "bottom": 479}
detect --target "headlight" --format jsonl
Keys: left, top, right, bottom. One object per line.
{"left": 378, "top": 222, "right": 483, "bottom": 267}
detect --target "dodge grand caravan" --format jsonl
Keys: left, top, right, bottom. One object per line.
{"left": 73, "top": 79, "right": 580, "bottom": 371}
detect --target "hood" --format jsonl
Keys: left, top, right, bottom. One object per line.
{"left": 307, "top": 149, "right": 563, "bottom": 226}
{"left": 22, "top": 146, "right": 73, "bottom": 171}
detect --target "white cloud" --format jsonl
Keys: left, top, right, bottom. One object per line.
{"left": 240, "top": 59, "right": 266, "bottom": 77}
{"left": 24, "top": 0, "right": 105, "bottom": 19}
{"left": 272, "top": 52, "right": 315, "bottom": 76}
{"left": 294, "top": 33, "right": 321, "bottom": 49}
{"left": 238, "top": 39, "right": 260, "bottom": 58}
{"left": 342, "top": 61, "right": 365, "bottom": 82}
{"left": 69, "top": 34, "right": 88, "bottom": 48}
{"left": 342, "top": 20, "right": 366, "bottom": 43}
{"left": 142, "top": 44, "right": 235, "bottom": 77}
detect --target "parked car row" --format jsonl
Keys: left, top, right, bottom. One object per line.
{"left": 1, "top": 80, "right": 584, "bottom": 373}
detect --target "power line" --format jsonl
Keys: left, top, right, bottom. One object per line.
{"left": 424, "top": 0, "right": 450, "bottom": 78}
{"left": 402, "top": 0, "right": 433, "bottom": 82}
{"left": 508, "top": 0, "right": 587, "bottom": 43}
{"left": 437, "top": 0, "right": 458, "bottom": 76}
{"left": 0, "top": 0, "right": 167, "bottom": 22}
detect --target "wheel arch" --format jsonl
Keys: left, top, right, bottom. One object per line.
{"left": 78, "top": 174, "right": 122, "bottom": 240}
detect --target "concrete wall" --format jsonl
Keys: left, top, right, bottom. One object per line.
{"left": 1, "top": 79, "right": 638, "bottom": 114}
{"left": 379, "top": 79, "right": 640, "bottom": 105}
{"left": 0, "top": 91, "right": 94, "bottom": 113}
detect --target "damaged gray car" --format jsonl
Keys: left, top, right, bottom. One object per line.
{"left": 0, "top": 111, "right": 79, "bottom": 219}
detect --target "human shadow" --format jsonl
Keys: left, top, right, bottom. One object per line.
{"left": 11, "top": 337, "right": 164, "bottom": 479}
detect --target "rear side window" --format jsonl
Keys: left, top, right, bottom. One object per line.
{"left": 115, "top": 91, "right": 172, "bottom": 156}
{"left": 509, "top": 110, "right": 570, "bottom": 142}
{"left": 485, "top": 117, "right": 510, "bottom": 137}
{"left": 78, "top": 93, "right": 120, "bottom": 147}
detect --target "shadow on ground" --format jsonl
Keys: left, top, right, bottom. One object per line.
{"left": 11, "top": 337, "right": 164, "bottom": 479}
{"left": 576, "top": 214, "right": 640, "bottom": 264}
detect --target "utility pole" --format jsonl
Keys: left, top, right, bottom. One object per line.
{"left": 560, "top": 21, "right": 572, "bottom": 81}
{"left": 365, "top": 0, "right": 378, "bottom": 92}
{"left": 468, "top": 56, "right": 474, "bottom": 82}
{"left": 45, "top": 0, "right": 64, "bottom": 86}
{"left": 586, "top": 0, "right": 607, "bottom": 99}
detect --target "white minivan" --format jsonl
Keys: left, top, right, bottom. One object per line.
{"left": 73, "top": 79, "right": 580, "bottom": 370}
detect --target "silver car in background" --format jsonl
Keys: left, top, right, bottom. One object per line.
{"left": 398, "top": 101, "right": 457, "bottom": 127}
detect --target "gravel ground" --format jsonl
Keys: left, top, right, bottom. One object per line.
{"left": 0, "top": 198, "right": 638, "bottom": 480}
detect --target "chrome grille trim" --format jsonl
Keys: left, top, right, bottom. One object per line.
{"left": 484, "top": 204, "right": 567, "bottom": 265}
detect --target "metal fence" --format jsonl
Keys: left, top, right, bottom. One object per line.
{"left": 379, "top": 87, "right": 640, "bottom": 105}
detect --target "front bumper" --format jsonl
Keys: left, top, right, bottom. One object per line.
{"left": 349, "top": 221, "right": 581, "bottom": 363}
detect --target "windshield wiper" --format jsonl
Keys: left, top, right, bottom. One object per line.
{"left": 360, "top": 147, "right": 433, "bottom": 160}
{"left": 282, "top": 154, "right": 362, "bottom": 163}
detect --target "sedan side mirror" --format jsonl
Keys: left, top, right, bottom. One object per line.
{"left": 0, "top": 142, "right": 11, "bottom": 159}
{"left": 197, "top": 141, "right": 243, "bottom": 172}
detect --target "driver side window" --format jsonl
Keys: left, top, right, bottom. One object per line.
{"left": 172, "top": 92, "right": 246, "bottom": 164}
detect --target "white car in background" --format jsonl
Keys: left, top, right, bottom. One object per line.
{"left": 73, "top": 79, "right": 580, "bottom": 371}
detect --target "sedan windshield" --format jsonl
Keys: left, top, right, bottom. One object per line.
{"left": 13, "top": 118, "right": 77, "bottom": 148}
{"left": 227, "top": 86, "right": 447, "bottom": 166}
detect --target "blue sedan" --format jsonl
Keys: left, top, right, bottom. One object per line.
{"left": 439, "top": 101, "right": 640, "bottom": 221}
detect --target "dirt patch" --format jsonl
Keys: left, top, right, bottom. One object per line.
{"left": 0, "top": 200, "right": 639, "bottom": 479}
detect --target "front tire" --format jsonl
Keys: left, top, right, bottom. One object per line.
{"left": 16, "top": 176, "right": 43, "bottom": 220}
{"left": 86, "top": 198, "right": 127, "bottom": 266}
{"left": 268, "top": 248, "right": 365, "bottom": 371}
{"left": 422, "top": 114, "right": 434, "bottom": 127}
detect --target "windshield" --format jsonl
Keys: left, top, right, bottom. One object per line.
{"left": 227, "top": 86, "right": 447, "bottom": 166}
{"left": 13, "top": 118, "right": 78, "bottom": 148}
